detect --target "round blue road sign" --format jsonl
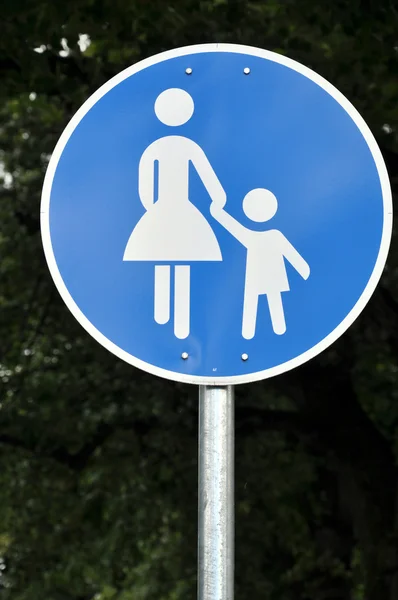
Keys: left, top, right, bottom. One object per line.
{"left": 41, "top": 43, "right": 392, "bottom": 385}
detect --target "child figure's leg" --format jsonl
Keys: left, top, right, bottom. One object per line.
{"left": 266, "top": 292, "right": 286, "bottom": 335}
{"left": 154, "top": 265, "right": 170, "bottom": 324}
{"left": 242, "top": 288, "right": 259, "bottom": 339}
{"left": 174, "top": 265, "right": 190, "bottom": 339}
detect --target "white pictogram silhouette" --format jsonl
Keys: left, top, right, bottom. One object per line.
{"left": 123, "top": 88, "right": 225, "bottom": 339}
{"left": 124, "top": 89, "right": 310, "bottom": 339}
{"left": 210, "top": 189, "right": 310, "bottom": 338}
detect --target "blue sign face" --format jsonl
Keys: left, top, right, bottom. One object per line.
{"left": 41, "top": 44, "right": 392, "bottom": 384}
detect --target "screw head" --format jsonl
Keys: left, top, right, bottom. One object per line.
{"left": 241, "top": 353, "right": 249, "bottom": 361}
{"left": 181, "top": 352, "right": 189, "bottom": 360}
{"left": 243, "top": 67, "right": 251, "bottom": 75}
{"left": 185, "top": 67, "right": 193, "bottom": 75}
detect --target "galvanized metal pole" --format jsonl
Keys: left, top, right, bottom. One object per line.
{"left": 198, "top": 385, "right": 235, "bottom": 600}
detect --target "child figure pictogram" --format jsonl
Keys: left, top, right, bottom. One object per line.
{"left": 210, "top": 189, "right": 310, "bottom": 339}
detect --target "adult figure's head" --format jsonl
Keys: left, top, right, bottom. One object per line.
{"left": 154, "top": 88, "right": 194, "bottom": 126}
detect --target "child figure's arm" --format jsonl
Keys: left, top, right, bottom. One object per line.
{"left": 279, "top": 233, "right": 310, "bottom": 279}
{"left": 210, "top": 203, "right": 250, "bottom": 247}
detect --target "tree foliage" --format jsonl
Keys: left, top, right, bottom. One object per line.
{"left": 1, "top": 1, "right": 398, "bottom": 598}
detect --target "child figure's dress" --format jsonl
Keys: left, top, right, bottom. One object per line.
{"left": 245, "top": 230, "right": 291, "bottom": 295}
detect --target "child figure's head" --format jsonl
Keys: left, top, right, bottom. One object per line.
{"left": 243, "top": 188, "right": 278, "bottom": 222}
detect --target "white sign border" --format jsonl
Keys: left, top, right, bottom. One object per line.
{"left": 41, "top": 43, "right": 393, "bottom": 385}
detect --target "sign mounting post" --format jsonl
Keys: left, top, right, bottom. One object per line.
{"left": 198, "top": 386, "right": 234, "bottom": 600}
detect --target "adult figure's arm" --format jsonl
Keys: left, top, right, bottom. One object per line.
{"left": 210, "top": 204, "right": 250, "bottom": 247}
{"left": 279, "top": 232, "right": 310, "bottom": 279}
{"left": 191, "top": 141, "right": 226, "bottom": 207}
{"left": 138, "top": 143, "right": 156, "bottom": 210}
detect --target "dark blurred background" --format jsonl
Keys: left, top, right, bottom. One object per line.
{"left": 1, "top": 1, "right": 398, "bottom": 598}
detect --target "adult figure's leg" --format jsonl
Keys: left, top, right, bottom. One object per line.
{"left": 242, "top": 287, "right": 259, "bottom": 339}
{"left": 267, "top": 292, "right": 286, "bottom": 335}
{"left": 174, "top": 265, "right": 190, "bottom": 339}
{"left": 154, "top": 265, "right": 170, "bottom": 324}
